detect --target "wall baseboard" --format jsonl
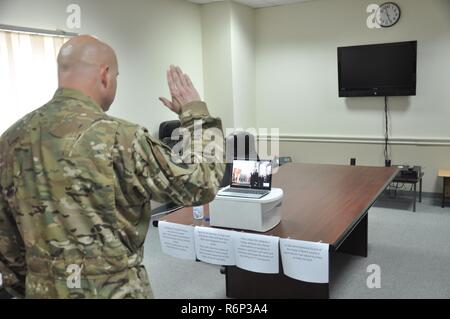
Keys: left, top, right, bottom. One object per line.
{"left": 258, "top": 135, "right": 450, "bottom": 146}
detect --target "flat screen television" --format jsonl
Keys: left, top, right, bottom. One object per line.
{"left": 338, "top": 41, "right": 417, "bottom": 97}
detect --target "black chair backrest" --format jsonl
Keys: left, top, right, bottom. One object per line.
{"left": 225, "top": 132, "right": 259, "bottom": 162}
{"left": 159, "top": 120, "right": 181, "bottom": 149}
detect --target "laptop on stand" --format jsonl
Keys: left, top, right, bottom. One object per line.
{"left": 218, "top": 160, "right": 272, "bottom": 199}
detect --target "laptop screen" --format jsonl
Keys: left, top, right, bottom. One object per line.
{"left": 231, "top": 160, "right": 272, "bottom": 190}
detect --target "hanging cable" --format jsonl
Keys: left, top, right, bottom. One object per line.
{"left": 384, "top": 96, "right": 389, "bottom": 162}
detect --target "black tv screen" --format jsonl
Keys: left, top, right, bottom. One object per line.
{"left": 338, "top": 41, "right": 417, "bottom": 97}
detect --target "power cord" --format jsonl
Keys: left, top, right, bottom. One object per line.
{"left": 384, "top": 96, "right": 389, "bottom": 164}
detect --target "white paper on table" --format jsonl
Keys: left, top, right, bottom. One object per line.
{"left": 158, "top": 221, "right": 196, "bottom": 261}
{"left": 280, "top": 238, "right": 329, "bottom": 283}
{"left": 233, "top": 232, "right": 279, "bottom": 274}
{"left": 194, "top": 227, "right": 236, "bottom": 266}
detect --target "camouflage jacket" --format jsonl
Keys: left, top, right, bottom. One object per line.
{"left": 0, "top": 88, "right": 225, "bottom": 298}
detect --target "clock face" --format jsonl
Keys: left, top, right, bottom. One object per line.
{"left": 377, "top": 2, "right": 401, "bottom": 27}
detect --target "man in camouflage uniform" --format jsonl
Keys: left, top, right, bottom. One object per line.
{"left": 0, "top": 35, "right": 225, "bottom": 298}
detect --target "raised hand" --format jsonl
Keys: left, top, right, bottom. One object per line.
{"left": 159, "top": 65, "right": 201, "bottom": 114}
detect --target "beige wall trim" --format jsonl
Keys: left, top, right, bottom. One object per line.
{"left": 258, "top": 135, "right": 450, "bottom": 146}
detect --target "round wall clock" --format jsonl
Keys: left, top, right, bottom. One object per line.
{"left": 377, "top": 2, "right": 401, "bottom": 28}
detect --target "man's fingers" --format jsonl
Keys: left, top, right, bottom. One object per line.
{"left": 184, "top": 74, "right": 201, "bottom": 101}
{"left": 159, "top": 97, "right": 170, "bottom": 106}
{"left": 164, "top": 65, "right": 200, "bottom": 109}
{"left": 167, "top": 70, "right": 174, "bottom": 93}
{"left": 167, "top": 69, "right": 177, "bottom": 95}
{"left": 159, "top": 97, "right": 173, "bottom": 109}
{"left": 171, "top": 66, "right": 183, "bottom": 93}
{"left": 160, "top": 96, "right": 181, "bottom": 114}
{"left": 176, "top": 66, "right": 189, "bottom": 88}
{"left": 184, "top": 74, "right": 193, "bottom": 87}
{"left": 184, "top": 74, "right": 194, "bottom": 89}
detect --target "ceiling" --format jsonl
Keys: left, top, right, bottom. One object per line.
{"left": 187, "top": 0, "right": 314, "bottom": 9}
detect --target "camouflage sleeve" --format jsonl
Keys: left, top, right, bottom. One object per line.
{"left": 0, "top": 199, "right": 26, "bottom": 298}
{"left": 115, "top": 101, "right": 225, "bottom": 207}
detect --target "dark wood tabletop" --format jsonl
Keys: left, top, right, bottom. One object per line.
{"left": 162, "top": 163, "right": 398, "bottom": 248}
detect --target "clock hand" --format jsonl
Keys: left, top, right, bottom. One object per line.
{"left": 386, "top": 10, "right": 392, "bottom": 23}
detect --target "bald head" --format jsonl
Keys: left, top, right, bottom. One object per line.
{"left": 58, "top": 35, "right": 118, "bottom": 111}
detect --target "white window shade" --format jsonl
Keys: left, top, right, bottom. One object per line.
{"left": 0, "top": 30, "right": 70, "bottom": 134}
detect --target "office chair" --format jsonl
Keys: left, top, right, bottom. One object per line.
{"left": 159, "top": 120, "right": 181, "bottom": 149}
{"left": 220, "top": 131, "right": 259, "bottom": 187}
{"left": 151, "top": 120, "right": 183, "bottom": 228}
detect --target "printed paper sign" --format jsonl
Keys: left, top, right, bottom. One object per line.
{"left": 194, "top": 227, "right": 235, "bottom": 265}
{"left": 158, "top": 221, "right": 196, "bottom": 260}
{"left": 280, "top": 238, "right": 329, "bottom": 283}
{"left": 234, "top": 232, "right": 279, "bottom": 274}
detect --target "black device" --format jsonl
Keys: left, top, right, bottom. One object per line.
{"left": 396, "top": 165, "right": 421, "bottom": 180}
{"left": 219, "top": 160, "right": 272, "bottom": 199}
{"left": 338, "top": 41, "right": 417, "bottom": 97}
{"left": 385, "top": 159, "right": 392, "bottom": 167}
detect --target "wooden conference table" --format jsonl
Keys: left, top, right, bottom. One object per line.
{"left": 163, "top": 163, "right": 398, "bottom": 299}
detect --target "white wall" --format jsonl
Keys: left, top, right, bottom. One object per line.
{"left": 256, "top": 0, "right": 450, "bottom": 139}
{"left": 201, "top": 1, "right": 234, "bottom": 130}
{"left": 277, "top": 140, "right": 450, "bottom": 193}
{"left": 201, "top": 0, "right": 256, "bottom": 131}
{"left": 2, "top": 0, "right": 450, "bottom": 193}
{"left": 0, "top": 0, "right": 205, "bottom": 134}
{"left": 231, "top": 2, "right": 256, "bottom": 129}
{"left": 254, "top": 0, "right": 450, "bottom": 193}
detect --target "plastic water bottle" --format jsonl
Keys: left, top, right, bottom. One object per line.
{"left": 193, "top": 206, "right": 204, "bottom": 220}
